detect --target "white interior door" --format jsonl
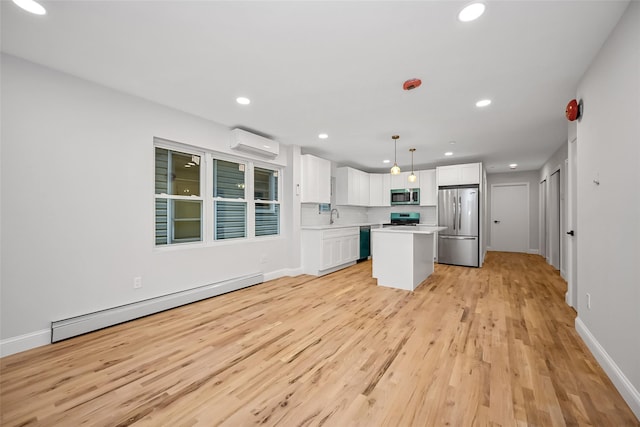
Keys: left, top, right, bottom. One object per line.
{"left": 549, "top": 170, "right": 561, "bottom": 270}
{"left": 490, "top": 183, "right": 529, "bottom": 252}
{"left": 540, "top": 179, "right": 547, "bottom": 258}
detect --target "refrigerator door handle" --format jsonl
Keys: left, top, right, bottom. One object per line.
{"left": 452, "top": 196, "right": 456, "bottom": 231}
{"left": 440, "top": 236, "right": 476, "bottom": 240}
{"left": 458, "top": 196, "right": 462, "bottom": 230}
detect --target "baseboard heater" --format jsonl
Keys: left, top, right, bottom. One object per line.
{"left": 51, "top": 273, "right": 263, "bottom": 343}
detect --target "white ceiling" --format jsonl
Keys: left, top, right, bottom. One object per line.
{"left": 1, "top": 0, "right": 629, "bottom": 173}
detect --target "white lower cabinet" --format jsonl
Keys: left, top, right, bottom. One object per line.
{"left": 302, "top": 227, "right": 360, "bottom": 276}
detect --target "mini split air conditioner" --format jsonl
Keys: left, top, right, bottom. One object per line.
{"left": 229, "top": 128, "right": 279, "bottom": 159}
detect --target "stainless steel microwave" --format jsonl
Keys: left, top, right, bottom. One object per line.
{"left": 390, "top": 188, "right": 420, "bottom": 205}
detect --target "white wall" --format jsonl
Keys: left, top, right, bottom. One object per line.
{"left": 575, "top": 1, "right": 640, "bottom": 417}
{"left": 485, "top": 171, "right": 540, "bottom": 253}
{"left": 539, "top": 143, "right": 568, "bottom": 184}
{"left": 0, "top": 55, "right": 299, "bottom": 353}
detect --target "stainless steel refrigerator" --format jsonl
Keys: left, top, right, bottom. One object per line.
{"left": 438, "top": 185, "right": 479, "bottom": 267}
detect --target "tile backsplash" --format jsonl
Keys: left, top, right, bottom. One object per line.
{"left": 301, "top": 203, "right": 436, "bottom": 226}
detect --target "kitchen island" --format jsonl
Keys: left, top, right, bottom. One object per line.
{"left": 371, "top": 226, "right": 446, "bottom": 291}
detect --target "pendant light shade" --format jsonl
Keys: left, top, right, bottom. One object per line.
{"left": 390, "top": 135, "right": 401, "bottom": 175}
{"left": 408, "top": 148, "right": 417, "bottom": 182}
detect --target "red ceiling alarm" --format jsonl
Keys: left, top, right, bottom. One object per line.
{"left": 566, "top": 99, "right": 580, "bottom": 121}
{"left": 403, "top": 78, "right": 422, "bottom": 90}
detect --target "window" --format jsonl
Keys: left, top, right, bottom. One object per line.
{"left": 213, "top": 160, "right": 246, "bottom": 240}
{"left": 254, "top": 167, "right": 280, "bottom": 237}
{"left": 155, "top": 147, "right": 202, "bottom": 245}
{"left": 154, "top": 141, "right": 282, "bottom": 246}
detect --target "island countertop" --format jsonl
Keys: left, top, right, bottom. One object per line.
{"left": 372, "top": 225, "right": 446, "bottom": 234}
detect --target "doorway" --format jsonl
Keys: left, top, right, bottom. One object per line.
{"left": 549, "top": 170, "right": 561, "bottom": 270}
{"left": 540, "top": 179, "right": 547, "bottom": 258}
{"left": 490, "top": 183, "right": 529, "bottom": 252}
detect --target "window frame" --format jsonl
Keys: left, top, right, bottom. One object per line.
{"left": 154, "top": 142, "right": 205, "bottom": 246}
{"left": 154, "top": 139, "right": 283, "bottom": 248}
{"left": 211, "top": 156, "right": 248, "bottom": 241}
{"left": 253, "top": 165, "right": 281, "bottom": 237}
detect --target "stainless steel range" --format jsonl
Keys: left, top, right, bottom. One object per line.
{"left": 386, "top": 212, "right": 420, "bottom": 226}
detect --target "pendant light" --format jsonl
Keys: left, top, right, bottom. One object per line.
{"left": 390, "top": 135, "right": 401, "bottom": 175}
{"left": 408, "top": 148, "right": 417, "bottom": 183}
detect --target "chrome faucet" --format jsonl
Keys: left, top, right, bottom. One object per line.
{"left": 330, "top": 208, "right": 340, "bottom": 225}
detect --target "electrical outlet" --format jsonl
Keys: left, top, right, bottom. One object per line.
{"left": 260, "top": 254, "right": 267, "bottom": 264}
{"left": 133, "top": 276, "right": 142, "bottom": 289}
{"left": 586, "top": 293, "right": 591, "bottom": 309}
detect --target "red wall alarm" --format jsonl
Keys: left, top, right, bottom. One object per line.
{"left": 403, "top": 78, "right": 422, "bottom": 90}
{"left": 566, "top": 99, "right": 580, "bottom": 121}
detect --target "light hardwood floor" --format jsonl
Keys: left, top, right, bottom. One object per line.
{"left": 1, "top": 252, "right": 638, "bottom": 426}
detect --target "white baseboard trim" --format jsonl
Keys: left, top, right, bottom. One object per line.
{"left": 51, "top": 273, "right": 264, "bottom": 343}
{"left": 576, "top": 317, "right": 640, "bottom": 419}
{"left": 1, "top": 329, "right": 50, "bottom": 358}
{"left": 486, "top": 247, "right": 539, "bottom": 255}
{"left": 263, "top": 267, "right": 304, "bottom": 282}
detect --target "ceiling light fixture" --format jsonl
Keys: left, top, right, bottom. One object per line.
{"left": 12, "top": 0, "right": 46, "bottom": 15}
{"left": 476, "top": 99, "right": 492, "bottom": 107}
{"left": 383, "top": 159, "right": 390, "bottom": 164}
{"left": 509, "top": 163, "right": 518, "bottom": 169}
{"left": 458, "top": 2, "right": 485, "bottom": 22}
{"left": 445, "top": 151, "right": 453, "bottom": 156}
{"left": 318, "top": 133, "right": 328, "bottom": 139}
{"left": 236, "top": 97, "right": 251, "bottom": 105}
{"left": 390, "top": 135, "right": 401, "bottom": 175}
{"left": 408, "top": 148, "right": 417, "bottom": 183}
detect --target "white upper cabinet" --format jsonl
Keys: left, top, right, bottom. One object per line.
{"left": 369, "top": 173, "right": 391, "bottom": 206}
{"left": 436, "top": 163, "right": 481, "bottom": 186}
{"left": 390, "top": 171, "right": 420, "bottom": 189}
{"left": 336, "top": 166, "right": 370, "bottom": 206}
{"left": 419, "top": 169, "right": 437, "bottom": 206}
{"left": 300, "top": 154, "right": 331, "bottom": 203}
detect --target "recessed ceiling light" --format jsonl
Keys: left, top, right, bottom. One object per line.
{"left": 449, "top": 141, "right": 456, "bottom": 145}
{"left": 476, "top": 99, "right": 492, "bottom": 107}
{"left": 445, "top": 152, "right": 453, "bottom": 156}
{"left": 509, "top": 163, "right": 518, "bottom": 169}
{"left": 318, "top": 133, "right": 329, "bottom": 139}
{"left": 236, "top": 97, "right": 251, "bottom": 105}
{"left": 458, "top": 2, "right": 485, "bottom": 22}
{"left": 383, "top": 159, "right": 390, "bottom": 164}
{"left": 12, "top": 0, "right": 46, "bottom": 15}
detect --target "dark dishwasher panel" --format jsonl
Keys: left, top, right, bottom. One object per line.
{"left": 359, "top": 226, "right": 371, "bottom": 261}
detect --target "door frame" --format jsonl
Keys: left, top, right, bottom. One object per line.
{"left": 549, "top": 167, "right": 561, "bottom": 271}
{"left": 539, "top": 179, "right": 547, "bottom": 258}
{"left": 566, "top": 137, "right": 578, "bottom": 308}
{"left": 490, "top": 182, "right": 530, "bottom": 253}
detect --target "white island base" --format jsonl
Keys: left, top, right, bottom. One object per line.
{"left": 371, "top": 226, "right": 445, "bottom": 291}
